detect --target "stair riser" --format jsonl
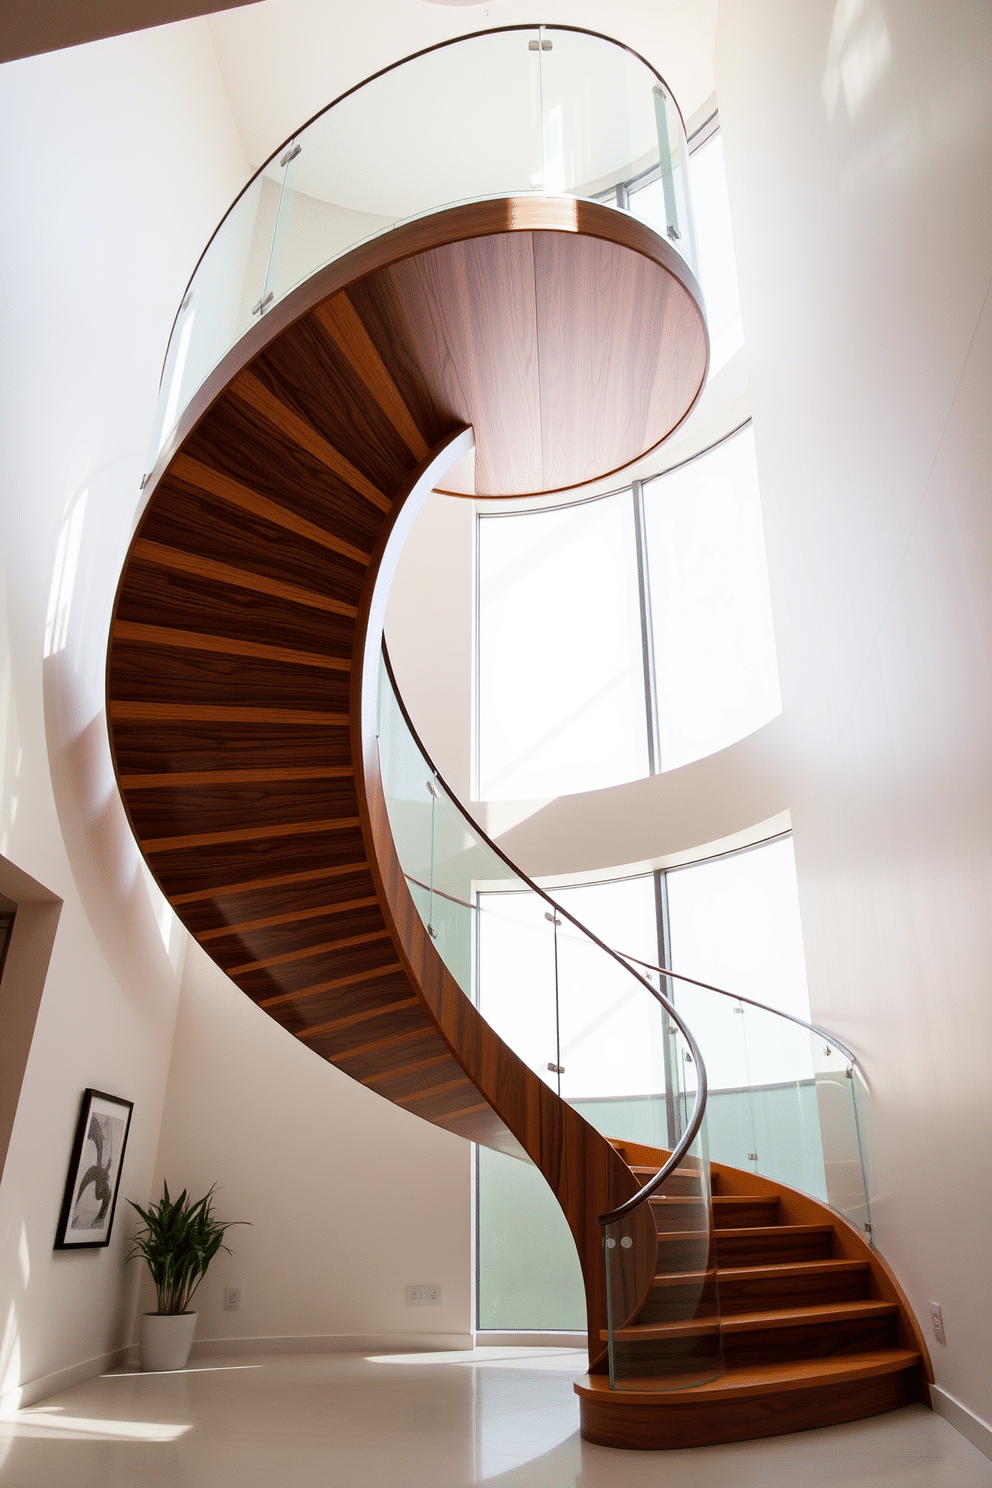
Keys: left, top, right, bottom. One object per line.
{"left": 610, "top": 1337, "right": 723, "bottom": 1383}
{"left": 577, "top": 1365, "right": 924, "bottom": 1450}
{"left": 651, "top": 1204, "right": 710, "bottom": 1234}
{"left": 713, "top": 1201, "right": 779, "bottom": 1229}
{"left": 650, "top": 1201, "right": 779, "bottom": 1232}
{"left": 716, "top": 1267, "right": 871, "bottom": 1314}
{"left": 638, "top": 1175, "right": 711, "bottom": 1197}
{"left": 723, "top": 1314, "right": 900, "bottom": 1368}
{"left": 639, "top": 1284, "right": 720, "bottom": 1325}
{"left": 714, "top": 1231, "right": 832, "bottom": 1266}
{"left": 616, "top": 1316, "right": 899, "bottom": 1373}
{"left": 653, "top": 1237, "right": 718, "bottom": 1273}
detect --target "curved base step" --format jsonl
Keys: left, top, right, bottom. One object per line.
{"left": 574, "top": 1350, "right": 924, "bottom": 1449}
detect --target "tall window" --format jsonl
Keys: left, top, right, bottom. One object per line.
{"left": 477, "top": 424, "right": 781, "bottom": 799}
{"left": 477, "top": 491, "right": 648, "bottom": 800}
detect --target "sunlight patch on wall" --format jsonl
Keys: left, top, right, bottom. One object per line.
{"left": 822, "top": 0, "right": 892, "bottom": 124}
{"left": 43, "top": 491, "right": 88, "bottom": 660}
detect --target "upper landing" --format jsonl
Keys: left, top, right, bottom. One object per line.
{"left": 144, "top": 25, "right": 709, "bottom": 501}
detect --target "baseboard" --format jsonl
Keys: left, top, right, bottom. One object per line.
{"left": 185, "top": 1331, "right": 476, "bottom": 1359}
{"left": 931, "top": 1385, "right": 992, "bottom": 1462}
{"left": 0, "top": 1344, "right": 132, "bottom": 1415}
{"left": 476, "top": 1331, "right": 587, "bottom": 1349}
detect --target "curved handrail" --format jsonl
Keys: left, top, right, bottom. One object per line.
{"left": 380, "top": 645, "right": 709, "bottom": 1226}
{"left": 615, "top": 952, "right": 859, "bottom": 1067}
{"left": 400, "top": 874, "right": 858, "bottom": 1067}
{"left": 159, "top": 22, "right": 687, "bottom": 387}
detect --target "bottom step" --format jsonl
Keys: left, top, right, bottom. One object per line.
{"left": 574, "top": 1349, "right": 924, "bottom": 1450}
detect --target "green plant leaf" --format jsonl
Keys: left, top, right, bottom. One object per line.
{"left": 124, "top": 1182, "right": 249, "bottom": 1314}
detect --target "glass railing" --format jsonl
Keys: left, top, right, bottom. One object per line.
{"left": 146, "top": 25, "right": 696, "bottom": 478}
{"left": 622, "top": 953, "right": 874, "bottom": 1240}
{"left": 377, "top": 648, "right": 722, "bottom": 1390}
{"left": 603, "top": 1138, "right": 721, "bottom": 1391}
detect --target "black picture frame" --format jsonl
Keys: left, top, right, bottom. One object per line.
{"left": 54, "top": 1088, "right": 134, "bottom": 1250}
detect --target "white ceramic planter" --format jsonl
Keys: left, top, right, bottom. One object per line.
{"left": 139, "top": 1312, "right": 197, "bottom": 1372}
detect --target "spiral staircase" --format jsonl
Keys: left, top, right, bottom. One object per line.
{"left": 106, "top": 29, "right": 930, "bottom": 1449}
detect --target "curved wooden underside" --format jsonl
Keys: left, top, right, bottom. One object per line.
{"left": 108, "top": 198, "right": 697, "bottom": 1364}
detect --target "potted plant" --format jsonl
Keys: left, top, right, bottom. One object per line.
{"left": 125, "top": 1181, "right": 247, "bottom": 1371}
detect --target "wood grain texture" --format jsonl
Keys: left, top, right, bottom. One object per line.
{"left": 140, "top": 198, "right": 707, "bottom": 515}
{"left": 575, "top": 1355, "right": 921, "bottom": 1449}
{"left": 575, "top": 1137, "right": 930, "bottom": 1447}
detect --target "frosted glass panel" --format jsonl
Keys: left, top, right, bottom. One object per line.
{"left": 645, "top": 425, "right": 781, "bottom": 771}
{"left": 478, "top": 493, "right": 648, "bottom": 799}
{"left": 477, "top": 1146, "right": 585, "bottom": 1331}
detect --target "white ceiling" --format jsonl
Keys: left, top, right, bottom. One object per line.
{"left": 207, "top": 0, "right": 719, "bottom": 172}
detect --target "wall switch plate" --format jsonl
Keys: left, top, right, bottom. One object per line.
{"left": 224, "top": 1285, "right": 242, "bottom": 1311}
{"left": 406, "top": 1285, "right": 441, "bottom": 1306}
{"left": 929, "top": 1301, "right": 945, "bottom": 1344}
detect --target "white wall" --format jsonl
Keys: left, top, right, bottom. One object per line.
{"left": 715, "top": 0, "right": 992, "bottom": 1430}
{"left": 0, "top": 20, "right": 249, "bottom": 1404}
{"left": 151, "top": 944, "right": 472, "bottom": 1352}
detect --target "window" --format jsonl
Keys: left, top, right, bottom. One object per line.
{"left": 475, "top": 836, "right": 820, "bottom": 1331}
{"left": 644, "top": 423, "right": 782, "bottom": 771}
{"left": 477, "top": 491, "right": 647, "bottom": 800}
{"left": 476, "top": 425, "right": 781, "bottom": 799}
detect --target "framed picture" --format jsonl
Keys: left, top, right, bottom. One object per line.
{"left": 54, "top": 1089, "right": 134, "bottom": 1250}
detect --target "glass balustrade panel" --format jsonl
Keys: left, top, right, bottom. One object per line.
{"left": 265, "top": 29, "right": 544, "bottom": 310}
{"left": 666, "top": 981, "right": 755, "bottom": 1171}
{"left": 554, "top": 920, "right": 672, "bottom": 1151}
{"left": 813, "top": 1038, "right": 874, "bottom": 1239}
{"left": 378, "top": 654, "right": 560, "bottom": 1082}
{"left": 738, "top": 1001, "right": 827, "bottom": 1200}
{"left": 149, "top": 173, "right": 278, "bottom": 465}
{"left": 538, "top": 30, "right": 657, "bottom": 199}
{"left": 149, "top": 27, "right": 697, "bottom": 470}
{"left": 604, "top": 1088, "right": 722, "bottom": 1392}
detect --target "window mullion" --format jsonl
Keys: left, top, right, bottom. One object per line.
{"left": 632, "top": 479, "right": 661, "bottom": 775}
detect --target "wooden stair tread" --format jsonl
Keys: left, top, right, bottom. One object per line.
{"left": 574, "top": 1349, "right": 921, "bottom": 1405}
{"left": 715, "top": 1258, "right": 867, "bottom": 1282}
{"left": 713, "top": 1224, "right": 832, "bottom": 1240}
{"left": 650, "top": 1195, "right": 768, "bottom": 1207}
{"left": 656, "top": 1223, "right": 831, "bottom": 1246}
{"left": 650, "top": 1259, "right": 868, "bottom": 1288}
{"left": 601, "top": 1299, "right": 898, "bottom": 1342}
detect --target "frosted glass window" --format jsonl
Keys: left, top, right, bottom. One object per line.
{"left": 478, "top": 494, "right": 648, "bottom": 800}
{"left": 646, "top": 425, "right": 781, "bottom": 771}
{"left": 689, "top": 131, "right": 744, "bottom": 374}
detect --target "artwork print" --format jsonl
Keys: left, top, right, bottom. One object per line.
{"left": 54, "top": 1089, "right": 134, "bottom": 1249}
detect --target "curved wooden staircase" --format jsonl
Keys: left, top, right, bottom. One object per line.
{"left": 576, "top": 1140, "right": 930, "bottom": 1447}
{"left": 107, "top": 193, "right": 930, "bottom": 1446}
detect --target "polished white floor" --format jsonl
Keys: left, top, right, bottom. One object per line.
{"left": 0, "top": 1347, "right": 989, "bottom": 1487}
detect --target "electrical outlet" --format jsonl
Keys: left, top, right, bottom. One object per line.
{"left": 406, "top": 1285, "right": 441, "bottom": 1306}
{"left": 929, "top": 1301, "right": 945, "bottom": 1345}
{"left": 224, "top": 1285, "right": 242, "bottom": 1311}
